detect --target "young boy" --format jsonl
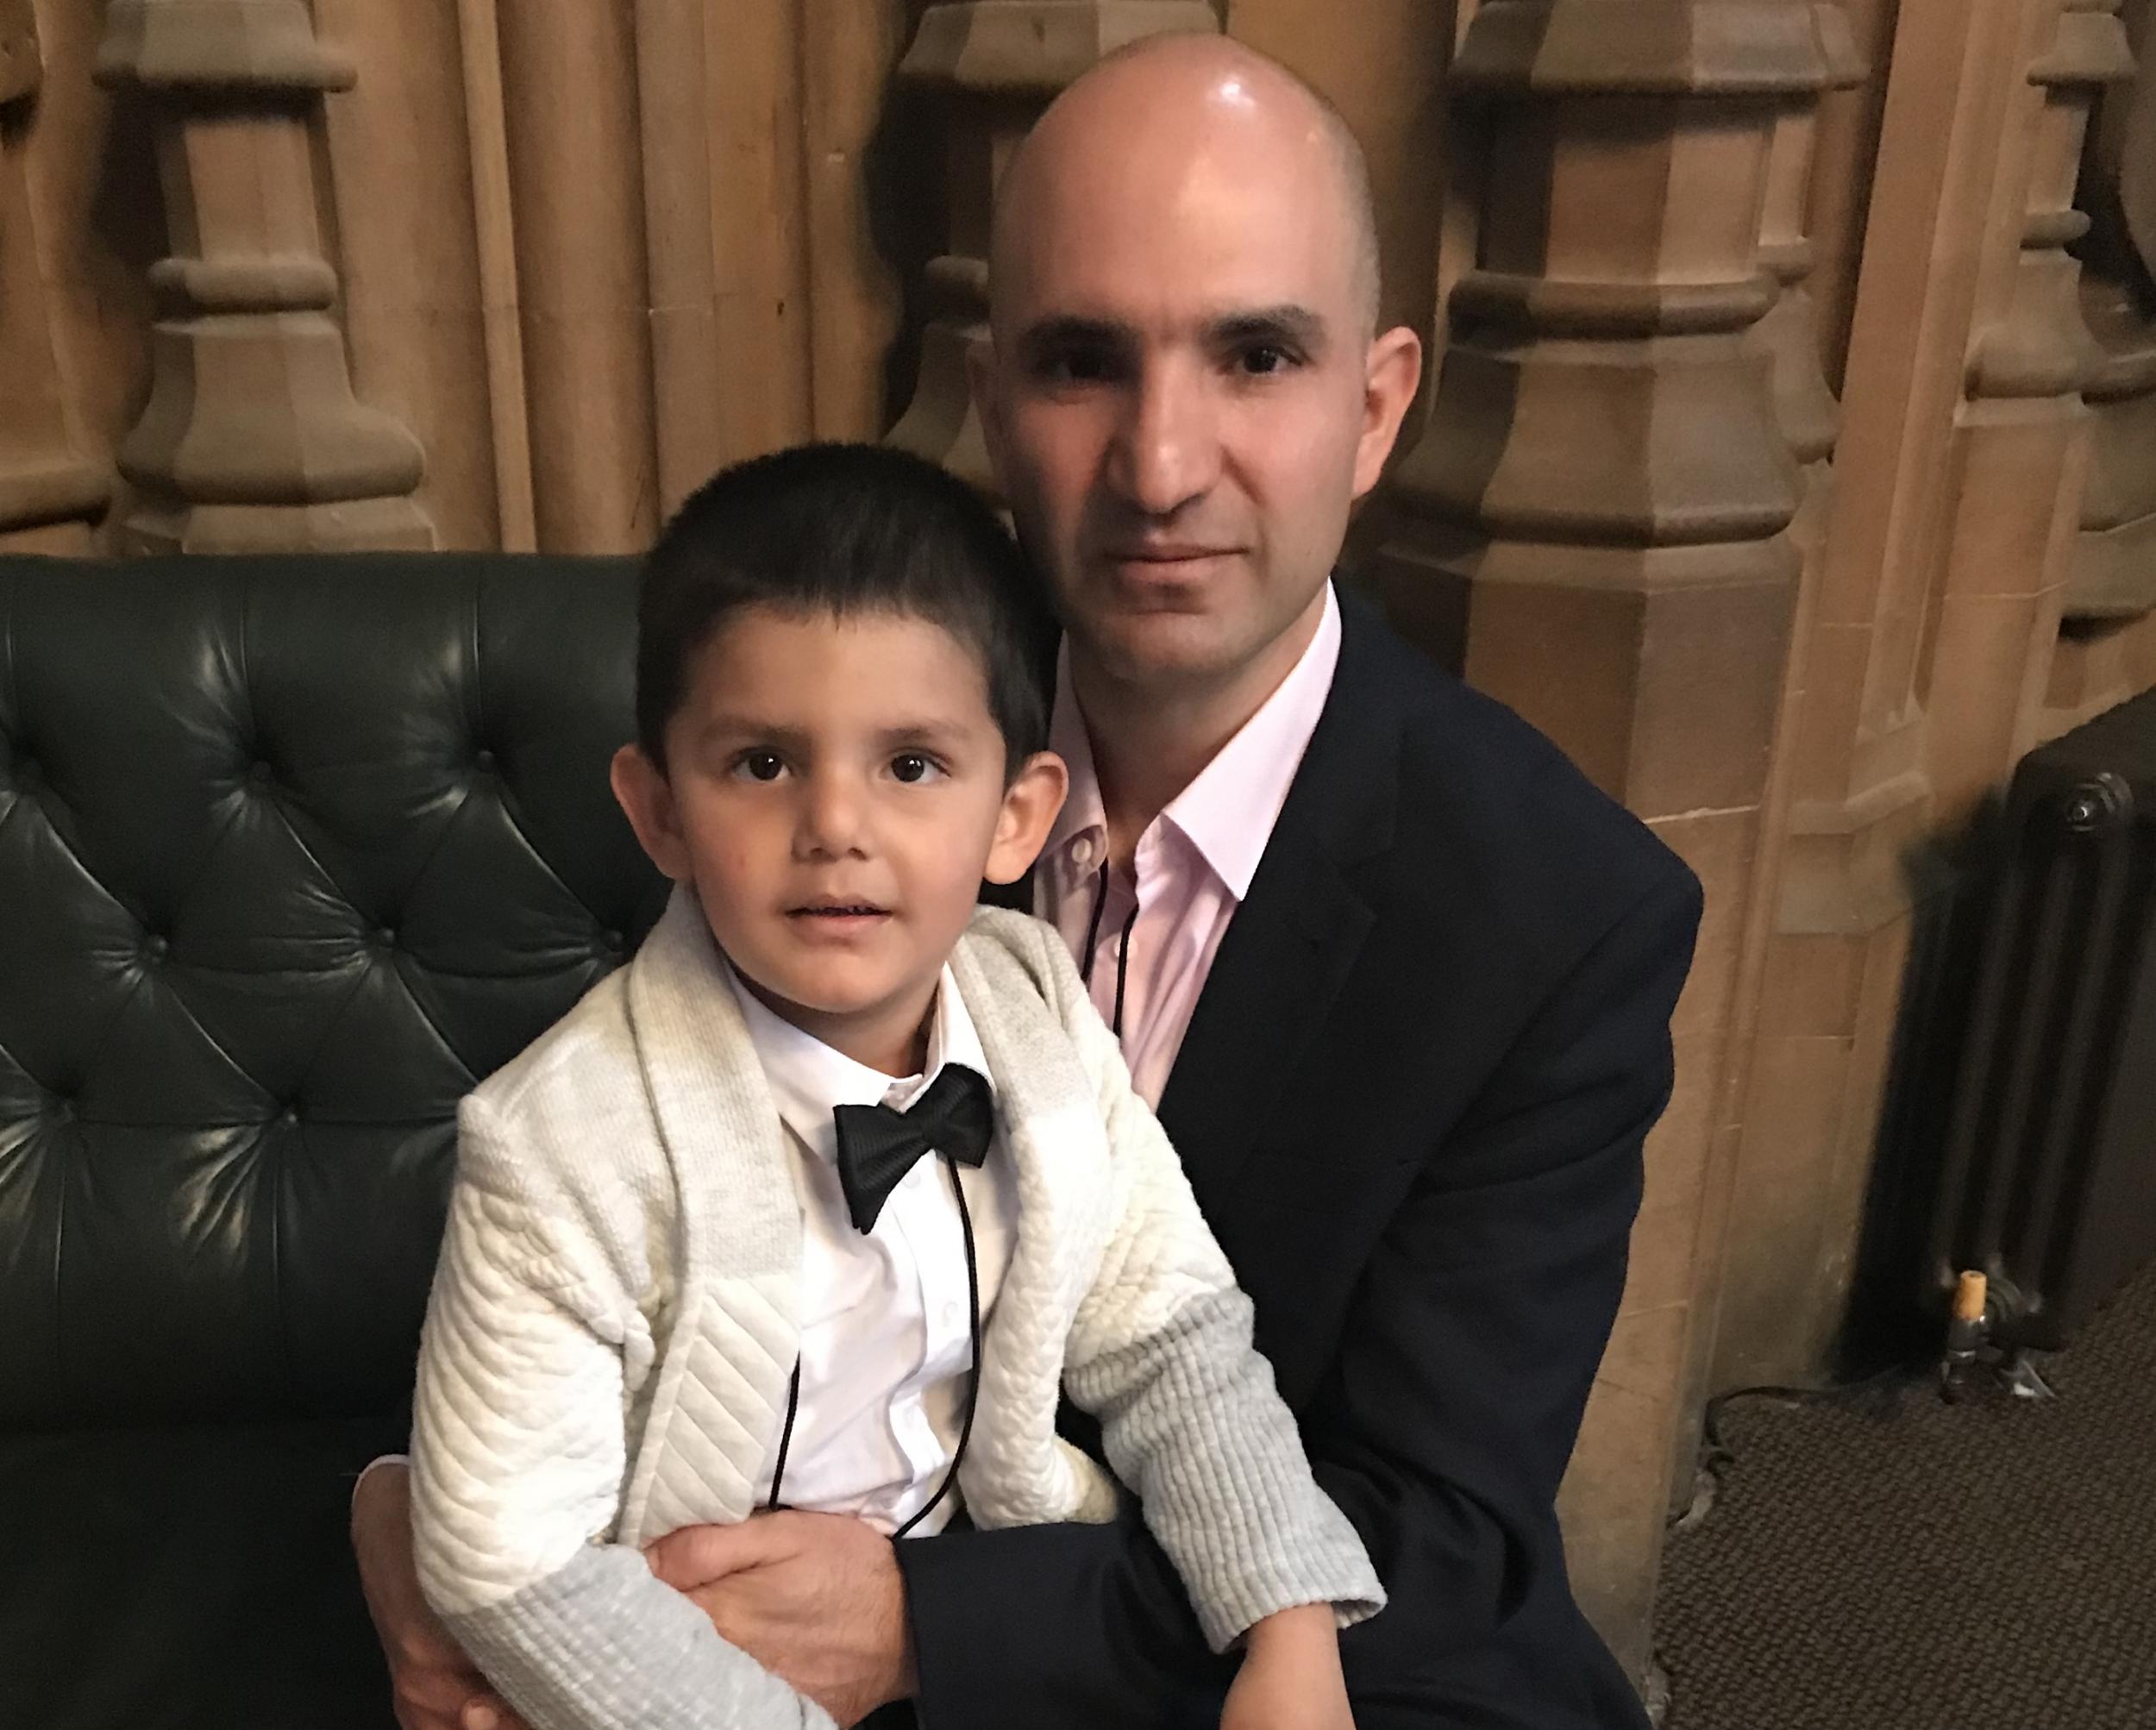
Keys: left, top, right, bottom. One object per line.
{"left": 407, "top": 444, "right": 1382, "bottom": 1730}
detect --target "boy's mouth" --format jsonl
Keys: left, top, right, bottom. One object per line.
{"left": 787, "top": 899, "right": 890, "bottom": 921}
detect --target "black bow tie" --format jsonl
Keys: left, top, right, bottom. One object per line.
{"left": 833, "top": 1062, "right": 994, "bottom": 1234}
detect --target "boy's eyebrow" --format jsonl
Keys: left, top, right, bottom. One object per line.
{"left": 874, "top": 718, "right": 975, "bottom": 749}
{"left": 689, "top": 716, "right": 981, "bottom": 751}
{"left": 692, "top": 716, "right": 811, "bottom": 751}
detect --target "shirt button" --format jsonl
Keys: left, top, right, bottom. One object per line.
{"left": 1072, "top": 835, "right": 1097, "bottom": 868}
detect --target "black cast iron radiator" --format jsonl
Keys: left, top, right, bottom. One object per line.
{"left": 1927, "top": 686, "right": 2156, "bottom": 1351}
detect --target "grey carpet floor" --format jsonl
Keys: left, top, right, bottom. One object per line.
{"left": 1654, "top": 1261, "right": 2156, "bottom": 1730}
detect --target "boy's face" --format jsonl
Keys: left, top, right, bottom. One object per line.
{"left": 612, "top": 605, "right": 1067, "bottom": 1075}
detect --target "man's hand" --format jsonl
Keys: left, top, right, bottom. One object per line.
{"left": 645, "top": 1510, "right": 915, "bottom": 1726}
{"left": 1219, "top": 1605, "right": 1354, "bottom": 1730}
{"left": 350, "top": 1460, "right": 530, "bottom": 1730}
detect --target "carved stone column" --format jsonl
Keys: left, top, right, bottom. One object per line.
{"left": 887, "top": 0, "right": 1216, "bottom": 492}
{"left": 2044, "top": 0, "right": 2156, "bottom": 726}
{"left": 0, "top": 0, "right": 109, "bottom": 548}
{"left": 1921, "top": 0, "right": 2134, "bottom": 818}
{"left": 1369, "top": 0, "right": 1826, "bottom": 1677}
{"left": 95, "top": 0, "right": 432, "bottom": 553}
{"left": 1710, "top": 0, "right": 2134, "bottom": 1407}
{"left": 1672, "top": 0, "right": 1865, "bottom": 1520}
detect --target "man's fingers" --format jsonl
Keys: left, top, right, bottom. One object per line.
{"left": 391, "top": 1664, "right": 478, "bottom": 1730}
{"left": 645, "top": 1514, "right": 793, "bottom": 1589}
{"left": 460, "top": 1695, "right": 530, "bottom": 1730}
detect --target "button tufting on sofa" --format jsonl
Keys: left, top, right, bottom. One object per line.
{"left": 1, "top": 552, "right": 674, "bottom": 1730}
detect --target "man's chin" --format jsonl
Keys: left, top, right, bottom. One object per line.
{"left": 1087, "top": 612, "right": 1243, "bottom": 687}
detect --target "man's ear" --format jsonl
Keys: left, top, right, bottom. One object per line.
{"left": 985, "top": 749, "right": 1070, "bottom": 886}
{"left": 1352, "top": 323, "right": 1424, "bottom": 500}
{"left": 611, "top": 743, "right": 693, "bottom": 883}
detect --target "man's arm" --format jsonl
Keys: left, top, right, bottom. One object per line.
{"left": 899, "top": 871, "right": 1700, "bottom": 1730}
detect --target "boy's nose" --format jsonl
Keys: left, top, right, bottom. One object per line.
{"left": 795, "top": 772, "right": 868, "bottom": 857}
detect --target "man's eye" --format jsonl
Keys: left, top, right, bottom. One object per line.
{"left": 891, "top": 753, "right": 942, "bottom": 784}
{"left": 1238, "top": 344, "right": 1295, "bottom": 377}
{"left": 1038, "top": 347, "right": 1115, "bottom": 385}
{"left": 733, "top": 750, "right": 785, "bottom": 782}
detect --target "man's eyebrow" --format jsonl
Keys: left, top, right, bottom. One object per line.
{"left": 1013, "top": 315, "right": 1133, "bottom": 358}
{"left": 1206, "top": 305, "right": 1328, "bottom": 351}
{"left": 1014, "top": 306, "right": 1331, "bottom": 356}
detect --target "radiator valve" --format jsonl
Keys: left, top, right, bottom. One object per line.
{"left": 1940, "top": 1270, "right": 1989, "bottom": 1401}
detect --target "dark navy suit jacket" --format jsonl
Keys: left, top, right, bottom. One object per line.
{"left": 898, "top": 591, "right": 1702, "bottom": 1728}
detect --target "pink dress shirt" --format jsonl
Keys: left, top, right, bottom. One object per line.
{"left": 1037, "top": 584, "right": 1343, "bottom": 1107}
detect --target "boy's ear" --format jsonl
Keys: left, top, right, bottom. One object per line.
{"left": 985, "top": 749, "right": 1069, "bottom": 886}
{"left": 611, "top": 743, "right": 693, "bottom": 883}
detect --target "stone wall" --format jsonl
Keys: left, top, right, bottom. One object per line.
{"left": 2, "top": 0, "right": 2152, "bottom": 1688}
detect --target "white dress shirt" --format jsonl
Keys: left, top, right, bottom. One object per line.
{"left": 724, "top": 959, "right": 1017, "bottom": 1538}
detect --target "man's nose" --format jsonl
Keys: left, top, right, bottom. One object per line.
{"left": 1111, "top": 358, "right": 1221, "bottom": 518}
{"left": 795, "top": 769, "right": 867, "bottom": 857}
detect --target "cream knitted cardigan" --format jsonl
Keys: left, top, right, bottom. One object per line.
{"left": 410, "top": 888, "right": 1382, "bottom": 1730}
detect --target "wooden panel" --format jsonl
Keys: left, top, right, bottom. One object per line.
{"left": 494, "top": 0, "right": 656, "bottom": 552}
{"left": 14, "top": 0, "right": 160, "bottom": 543}
{"left": 0, "top": 0, "right": 105, "bottom": 548}
{"left": 1, "top": 0, "right": 35, "bottom": 105}
{"left": 712, "top": 0, "right": 816, "bottom": 464}
{"left": 800, "top": 0, "right": 915, "bottom": 442}
{"left": 316, "top": 0, "right": 501, "bottom": 549}
{"left": 0, "top": 137, "right": 104, "bottom": 548}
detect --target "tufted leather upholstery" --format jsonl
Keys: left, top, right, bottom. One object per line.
{"left": 0, "top": 555, "right": 667, "bottom": 1729}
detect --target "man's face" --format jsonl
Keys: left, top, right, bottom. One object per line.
{"left": 979, "top": 103, "right": 1414, "bottom": 698}
{"left": 613, "top": 607, "right": 1062, "bottom": 1072}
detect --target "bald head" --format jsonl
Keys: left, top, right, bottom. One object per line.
{"left": 992, "top": 34, "right": 1382, "bottom": 337}
{"left": 968, "top": 32, "right": 1421, "bottom": 716}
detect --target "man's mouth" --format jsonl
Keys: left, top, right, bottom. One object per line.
{"left": 1104, "top": 544, "right": 1236, "bottom": 566}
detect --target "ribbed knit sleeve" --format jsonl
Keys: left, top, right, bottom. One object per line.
{"left": 993, "top": 912, "right": 1387, "bottom": 1652}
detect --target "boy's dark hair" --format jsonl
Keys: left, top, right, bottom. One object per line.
{"left": 636, "top": 442, "right": 1058, "bottom": 772}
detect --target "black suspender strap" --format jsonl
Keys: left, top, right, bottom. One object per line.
{"left": 891, "top": 1155, "right": 983, "bottom": 1540}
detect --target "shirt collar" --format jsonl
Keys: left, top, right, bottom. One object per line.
{"left": 723, "top": 960, "right": 992, "bottom": 1163}
{"left": 1044, "top": 581, "right": 1342, "bottom": 900}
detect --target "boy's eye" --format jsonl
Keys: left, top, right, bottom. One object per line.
{"left": 890, "top": 753, "right": 942, "bottom": 785}
{"left": 734, "top": 750, "right": 785, "bottom": 782}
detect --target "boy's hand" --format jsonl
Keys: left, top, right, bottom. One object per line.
{"left": 350, "top": 1459, "right": 530, "bottom": 1730}
{"left": 1219, "top": 1603, "right": 1354, "bottom": 1730}
{"left": 645, "top": 1508, "right": 915, "bottom": 1725}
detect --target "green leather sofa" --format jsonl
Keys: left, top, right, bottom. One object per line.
{"left": 0, "top": 555, "right": 668, "bottom": 1730}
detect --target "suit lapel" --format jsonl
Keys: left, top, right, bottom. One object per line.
{"left": 1156, "top": 592, "right": 1402, "bottom": 1211}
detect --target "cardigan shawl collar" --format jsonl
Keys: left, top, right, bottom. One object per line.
{"left": 610, "top": 888, "right": 1118, "bottom": 1545}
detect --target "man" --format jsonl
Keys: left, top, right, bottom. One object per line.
{"left": 354, "top": 33, "right": 1699, "bottom": 1730}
